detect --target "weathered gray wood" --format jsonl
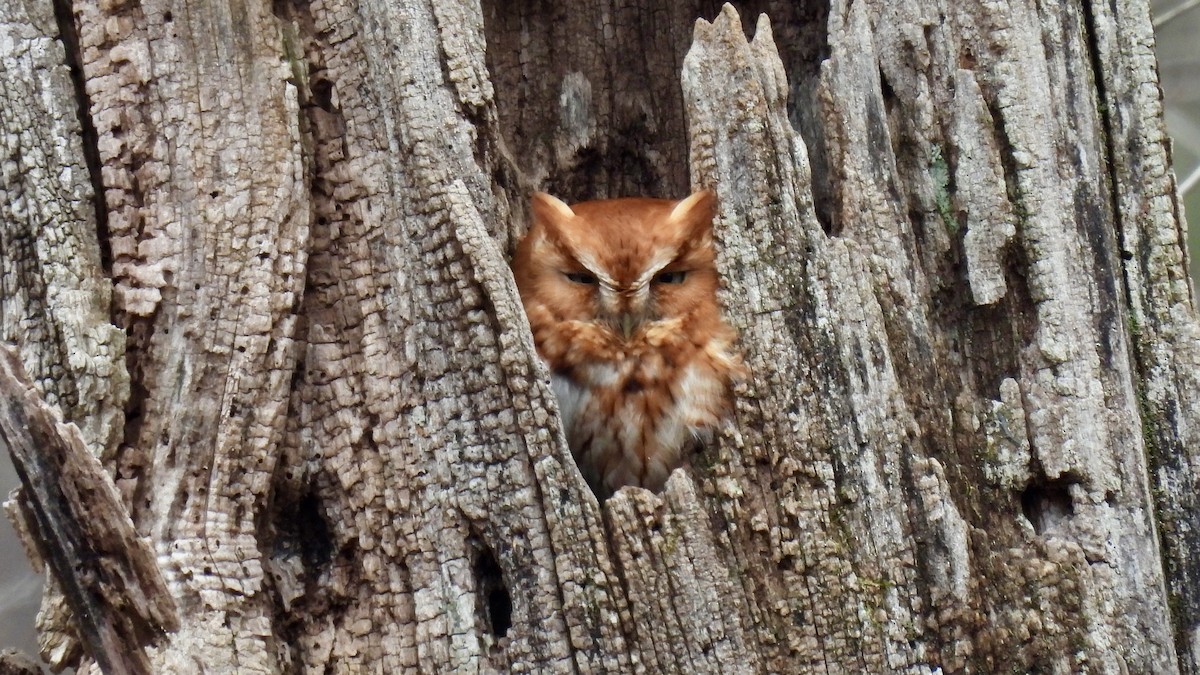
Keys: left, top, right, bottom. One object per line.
{"left": 0, "top": 0, "right": 127, "bottom": 459}
{"left": 0, "top": 346, "right": 175, "bottom": 675}
{"left": 51, "top": 0, "right": 314, "bottom": 666}
{"left": 259, "top": 0, "right": 627, "bottom": 671}
{"left": 847, "top": 0, "right": 1174, "bottom": 667}
{"left": 680, "top": 2, "right": 1185, "bottom": 670}
{"left": 1091, "top": 1, "right": 1200, "bottom": 669}
{"left": 1, "top": 0, "right": 132, "bottom": 666}
{"left": 1, "top": 0, "right": 1197, "bottom": 672}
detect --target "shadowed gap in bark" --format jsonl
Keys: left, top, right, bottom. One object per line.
{"left": 481, "top": 0, "right": 829, "bottom": 204}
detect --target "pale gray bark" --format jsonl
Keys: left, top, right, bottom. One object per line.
{"left": 1, "top": 0, "right": 132, "bottom": 667}
{"left": 0, "top": 0, "right": 1197, "bottom": 673}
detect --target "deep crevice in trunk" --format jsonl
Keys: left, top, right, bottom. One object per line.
{"left": 50, "top": 0, "right": 111, "bottom": 278}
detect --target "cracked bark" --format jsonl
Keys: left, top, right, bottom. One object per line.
{"left": 0, "top": 0, "right": 1197, "bottom": 672}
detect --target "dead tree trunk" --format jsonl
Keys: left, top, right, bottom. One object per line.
{"left": 1, "top": 0, "right": 1197, "bottom": 672}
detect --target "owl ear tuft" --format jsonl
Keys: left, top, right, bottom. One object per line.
{"left": 668, "top": 189, "right": 716, "bottom": 224}
{"left": 530, "top": 193, "right": 579, "bottom": 252}
{"left": 668, "top": 189, "right": 716, "bottom": 240}
{"left": 531, "top": 192, "right": 576, "bottom": 226}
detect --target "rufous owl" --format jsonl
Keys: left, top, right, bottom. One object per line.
{"left": 512, "top": 189, "right": 745, "bottom": 498}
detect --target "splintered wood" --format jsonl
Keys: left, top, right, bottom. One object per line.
{"left": 0, "top": 346, "right": 175, "bottom": 675}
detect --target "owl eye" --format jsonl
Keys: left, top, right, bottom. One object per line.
{"left": 654, "top": 270, "right": 688, "bottom": 285}
{"left": 565, "top": 271, "right": 598, "bottom": 285}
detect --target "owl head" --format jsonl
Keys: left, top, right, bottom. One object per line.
{"left": 511, "top": 190, "right": 721, "bottom": 344}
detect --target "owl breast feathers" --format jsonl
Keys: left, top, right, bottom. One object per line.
{"left": 511, "top": 189, "right": 745, "bottom": 498}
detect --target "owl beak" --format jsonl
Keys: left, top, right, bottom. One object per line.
{"left": 619, "top": 313, "right": 637, "bottom": 340}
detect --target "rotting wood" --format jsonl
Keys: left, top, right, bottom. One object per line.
{"left": 1089, "top": 0, "right": 1200, "bottom": 669}
{"left": 1, "top": 0, "right": 131, "bottom": 666}
{"left": 0, "top": 346, "right": 175, "bottom": 675}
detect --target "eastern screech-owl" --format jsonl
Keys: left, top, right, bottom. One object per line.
{"left": 512, "top": 190, "right": 745, "bottom": 498}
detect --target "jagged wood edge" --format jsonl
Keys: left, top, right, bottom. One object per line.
{"left": 0, "top": 346, "right": 175, "bottom": 675}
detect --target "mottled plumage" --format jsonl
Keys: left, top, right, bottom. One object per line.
{"left": 511, "top": 190, "right": 744, "bottom": 498}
